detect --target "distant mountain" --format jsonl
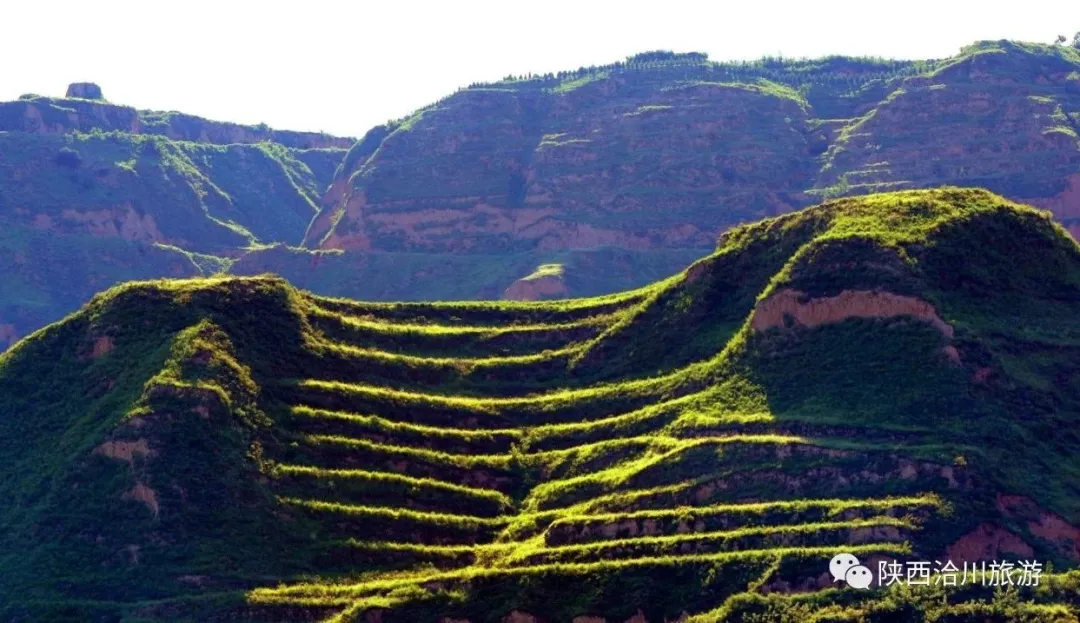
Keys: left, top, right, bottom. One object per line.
{"left": 3, "top": 40, "right": 1080, "bottom": 351}
{"left": 307, "top": 40, "right": 1080, "bottom": 296}
{"left": 0, "top": 83, "right": 353, "bottom": 350}
{"left": 4, "top": 188, "right": 1080, "bottom": 621}
{"left": 1, "top": 87, "right": 353, "bottom": 149}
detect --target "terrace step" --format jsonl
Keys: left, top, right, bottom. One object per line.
{"left": 280, "top": 377, "right": 687, "bottom": 428}
{"left": 278, "top": 435, "right": 517, "bottom": 493}
{"left": 540, "top": 496, "right": 942, "bottom": 545}
{"left": 306, "top": 289, "right": 647, "bottom": 327}
{"left": 285, "top": 405, "right": 521, "bottom": 455}
{"left": 308, "top": 304, "right": 611, "bottom": 357}
{"left": 510, "top": 518, "right": 913, "bottom": 566}
{"left": 279, "top": 498, "right": 507, "bottom": 545}
{"left": 303, "top": 338, "right": 582, "bottom": 391}
{"left": 273, "top": 464, "right": 513, "bottom": 517}
{"left": 524, "top": 438, "right": 967, "bottom": 511}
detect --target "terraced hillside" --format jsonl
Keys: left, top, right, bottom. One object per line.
{"left": 4, "top": 188, "right": 1080, "bottom": 621}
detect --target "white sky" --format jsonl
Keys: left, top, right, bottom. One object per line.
{"left": 2, "top": 0, "right": 1078, "bottom": 139}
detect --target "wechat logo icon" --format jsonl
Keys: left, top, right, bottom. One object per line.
{"left": 830, "top": 553, "right": 874, "bottom": 589}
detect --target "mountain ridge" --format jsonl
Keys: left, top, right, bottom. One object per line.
{"left": 312, "top": 40, "right": 1080, "bottom": 258}
{"left": 1, "top": 84, "right": 355, "bottom": 149}
{"left": 3, "top": 39, "right": 1080, "bottom": 353}
{"left": 4, "top": 188, "right": 1080, "bottom": 621}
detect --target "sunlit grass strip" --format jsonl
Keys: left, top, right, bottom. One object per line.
{"left": 499, "top": 493, "right": 943, "bottom": 543}
{"left": 290, "top": 405, "right": 522, "bottom": 443}
{"left": 279, "top": 497, "right": 509, "bottom": 529}
{"left": 524, "top": 389, "right": 717, "bottom": 448}
{"left": 667, "top": 410, "right": 942, "bottom": 438}
{"left": 246, "top": 543, "right": 911, "bottom": 604}
{"left": 509, "top": 517, "right": 914, "bottom": 565}
{"left": 523, "top": 435, "right": 810, "bottom": 511}
{"left": 528, "top": 435, "right": 673, "bottom": 471}
{"left": 274, "top": 465, "right": 513, "bottom": 508}
{"left": 335, "top": 539, "right": 518, "bottom": 559}
{"left": 534, "top": 435, "right": 965, "bottom": 505}
{"left": 311, "top": 337, "right": 582, "bottom": 369}
{"left": 302, "top": 434, "right": 513, "bottom": 470}
{"left": 548, "top": 494, "right": 945, "bottom": 528}
{"left": 292, "top": 357, "right": 709, "bottom": 412}
{"left": 307, "top": 304, "right": 617, "bottom": 336}
{"left": 497, "top": 481, "right": 711, "bottom": 542}
{"left": 305, "top": 282, "right": 656, "bottom": 318}
{"left": 685, "top": 571, "right": 1080, "bottom": 622}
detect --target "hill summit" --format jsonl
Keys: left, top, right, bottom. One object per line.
{"left": 4, "top": 188, "right": 1080, "bottom": 621}
{"left": 65, "top": 82, "right": 105, "bottom": 100}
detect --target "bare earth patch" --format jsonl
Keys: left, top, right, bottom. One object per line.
{"left": 751, "top": 288, "right": 954, "bottom": 337}
{"left": 92, "top": 336, "right": 115, "bottom": 358}
{"left": 997, "top": 494, "right": 1080, "bottom": 560}
{"left": 945, "top": 522, "right": 1034, "bottom": 563}
{"left": 93, "top": 438, "right": 153, "bottom": 465}
{"left": 124, "top": 482, "right": 160, "bottom": 518}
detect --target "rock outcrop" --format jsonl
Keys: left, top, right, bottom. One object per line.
{"left": 751, "top": 289, "right": 954, "bottom": 337}
{"left": 66, "top": 82, "right": 105, "bottom": 100}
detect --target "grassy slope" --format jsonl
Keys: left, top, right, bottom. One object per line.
{"left": 0, "top": 131, "right": 328, "bottom": 251}
{"left": 3, "top": 189, "right": 1080, "bottom": 622}
{"left": 0, "top": 130, "right": 344, "bottom": 350}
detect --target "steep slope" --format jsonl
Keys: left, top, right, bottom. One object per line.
{"left": 303, "top": 42, "right": 1080, "bottom": 302}
{"left": 815, "top": 41, "right": 1080, "bottom": 229}
{"left": 4, "top": 188, "right": 1080, "bottom": 621}
{"left": 0, "top": 84, "right": 353, "bottom": 351}
{"left": 6, "top": 42, "right": 1080, "bottom": 349}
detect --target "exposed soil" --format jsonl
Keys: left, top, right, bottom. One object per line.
{"left": 945, "top": 522, "right": 1034, "bottom": 563}
{"left": 751, "top": 288, "right": 954, "bottom": 337}
{"left": 123, "top": 482, "right": 160, "bottom": 518}
{"left": 93, "top": 438, "right": 152, "bottom": 465}
{"left": 91, "top": 336, "right": 115, "bottom": 359}
{"left": 997, "top": 494, "right": 1080, "bottom": 560}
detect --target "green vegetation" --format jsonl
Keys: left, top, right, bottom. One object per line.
{"left": 3, "top": 188, "right": 1080, "bottom": 621}
{"left": 0, "top": 124, "right": 347, "bottom": 350}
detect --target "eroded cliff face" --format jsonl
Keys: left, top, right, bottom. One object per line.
{"left": 307, "top": 78, "right": 819, "bottom": 254}
{"left": 314, "top": 41, "right": 1080, "bottom": 260}
{"left": 816, "top": 43, "right": 1080, "bottom": 228}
